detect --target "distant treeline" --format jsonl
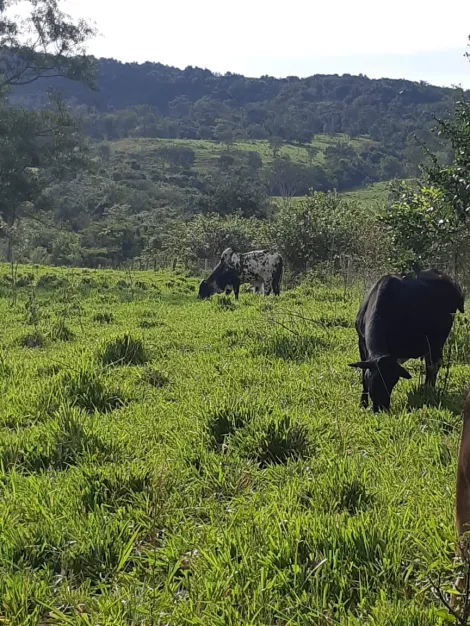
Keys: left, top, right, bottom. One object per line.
{"left": 10, "top": 58, "right": 458, "bottom": 151}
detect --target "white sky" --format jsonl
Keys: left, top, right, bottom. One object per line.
{"left": 62, "top": 0, "right": 470, "bottom": 87}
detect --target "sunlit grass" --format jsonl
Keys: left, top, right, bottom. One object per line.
{"left": 0, "top": 263, "right": 465, "bottom": 624}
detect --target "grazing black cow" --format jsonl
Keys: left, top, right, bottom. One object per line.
{"left": 349, "top": 269, "right": 464, "bottom": 412}
{"left": 198, "top": 248, "right": 283, "bottom": 300}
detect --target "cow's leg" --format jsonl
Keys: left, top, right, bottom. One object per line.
{"left": 233, "top": 278, "right": 241, "bottom": 301}
{"left": 425, "top": 346, "right": 443, "bottom": 387}
{"left": 359, "top": 337, "right": 369, "bottom": 408}
{"left": 264, "top": 280, "right": 272, "bottom": 296}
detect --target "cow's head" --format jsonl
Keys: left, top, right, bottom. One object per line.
{"left": 198, "top": 279, "right": 216, "bottom": 299}
{"left": 349, "top": 355, "right": 411, "bottom": 412}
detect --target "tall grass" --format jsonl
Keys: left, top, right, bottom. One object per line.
{"left": 0, "top": 263, "right": 465, "bottom": 624}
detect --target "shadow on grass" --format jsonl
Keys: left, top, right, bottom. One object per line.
{"left": 406, "top": 384, "right": 467, "bottom": 418}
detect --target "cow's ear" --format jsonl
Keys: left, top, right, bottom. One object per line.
{"left": 348, "top": 360, "right": 374, "bottom": 370}
{"left": 397, "top": 364, "right": 411, "bottom": 379}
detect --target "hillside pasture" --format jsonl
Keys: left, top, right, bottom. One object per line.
{"left": 0, "top": 265, "right": 468, "bottom": 625}
{"left": 110, "top": 134, "right": 375, "bottom": 172}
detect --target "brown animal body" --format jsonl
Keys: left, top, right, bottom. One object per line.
{"left": 453, "top": 392, "right": 470, "bottom": 612}
{"left": 457, "top": 392, "right": 470, "bottom": 537}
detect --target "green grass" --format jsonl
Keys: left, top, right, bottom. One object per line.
{"left": 111, "top": 134, "right": 375, "bottom": 172}
{"left": 0, "top": 263, "right": 467, "bottom": 624}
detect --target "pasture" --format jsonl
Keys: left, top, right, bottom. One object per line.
{"left": 110, "top": 134, "right": 375, "bottom": 173}
{"left": 1, "top": 265, "right": 469, "bottom": 625}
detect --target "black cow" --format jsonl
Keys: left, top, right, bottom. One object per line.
{"left": 198, "top": 248, "right": 283, "bottom": 300}
{"left": 349, "top": 269, "right": 464, "bottom": 412}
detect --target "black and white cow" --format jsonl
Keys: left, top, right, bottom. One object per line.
{"left": 198, "top": 248, "right": 283, "bottom": 300}
{"left": 349, "top": 268, "right": 464, "bottom": 412}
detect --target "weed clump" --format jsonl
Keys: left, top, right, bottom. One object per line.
{"left": 18, "top": 330, "right": 46, "bottom": 349}
{"left": 0, "top": 407, "right": 114, "bottom": 472}
{"left": 98, "top": 333, "right": 148, "bottom": 367}
{"left": 141, "top": 367, "right": 169, "bottom": 388}
{"left": 257, "top": 330, "right": 327, "bottom": 362}
{"left": 93, "top": 311, "right": 114, "bottom": 325}
{"left": 334, "top": 477, "right": 374, "bottom": 515}
{"left": 206, "top": 402, "right": 258, "bottom": 449}
{"left": 47, "top": 367, "right": 126, "bottom": 414}
{"left": 81, "top": 464, "right": 151, "bottom": 511}
{"left": 48, "top": 319, "right": 75, "bottom": 342}
{"left": 36, "top": 274, "right": 69, "bottom": 290}
{"left": 449, "top": 315, "right": 470, "bottom": 363}
{"left": 236, "top": 413, "right": 313, "bottom": 466}
{"left": 216, "top": 296, "right": 236, "bottom": 311}
{"left": 15, "top": 273, "right": 34, "bottom": 288}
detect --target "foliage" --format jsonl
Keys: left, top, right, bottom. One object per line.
{"left": 163, "top": 212, "right": 268, "bottom": 267}
{"left": 269, "top": 192, "right": 380, "bottom": 275}
{"left": 382, "top": 89, "right": 470, "bottom": 277}
{"left": 425, "top": 94, "right": 470, "bottom": 222}
{"left": 12, "top": 59, "right": 455, "bottom": 159}
{"left": 98, "top": 333, "right": 148, "bottom": 367}
{"left": 381, "top": 183, "right": 453, "bottom": 273}
{"left": 0, "top": 0, "right": 95, "bottom": 259}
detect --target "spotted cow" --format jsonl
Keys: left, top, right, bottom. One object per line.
{"left": 198, "top": 248, "right": 283, "bottom": 300}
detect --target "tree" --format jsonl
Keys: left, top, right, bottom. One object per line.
{"left": 0, "top": 0, "right": 95, "bottom": 90}
{"left": 199, "top": 170, "right": 270, "bottom": 218}
{"left": 163, "top": 213, "right": 266, "bottom": 267}
{"left": 0, "top": 0, "right": 95, "bottom": 259}
{"left": 270, "top": 191, "right": 370, "bottom": 275}
{"left": 424, "top": 94, "right": 470, "bottom": 222}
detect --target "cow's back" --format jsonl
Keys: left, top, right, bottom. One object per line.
{"left": 358, "top": 272, "right": 460, "bottom": 359}
{"left": 240, "top": 250, "right": 281, "bottom": 282}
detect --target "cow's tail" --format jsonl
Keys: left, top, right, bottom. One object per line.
{"left": 273, "top": 254, "right": 284, "bottom": 296}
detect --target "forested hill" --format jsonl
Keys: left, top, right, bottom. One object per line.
{"left": 9, "top": 58, "right": 461, "bottom": 147}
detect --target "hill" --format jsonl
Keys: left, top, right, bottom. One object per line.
{"left": 10, "top": 59, "right": 457, "bottom": 148}
{"left": 3, "top": 58, "right": 463, "bottom": 269}
{"left": 8, "top": 58, "right": 459, "bottom": 213}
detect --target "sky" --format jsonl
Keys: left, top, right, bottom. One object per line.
{"left": 62, "top": 0, "right": 470, "bottom": 87}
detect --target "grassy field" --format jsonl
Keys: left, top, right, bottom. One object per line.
{"left": 1, "top": 265, "right": 469, "bottom": 624}
{"left": 110, "top": 134, "right": 375, "bottom": 172}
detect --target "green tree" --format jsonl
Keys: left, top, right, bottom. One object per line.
{"left": 0, "top": 0, "right": 95, "bottom": 259}
{"left": 163, "top": 213, "right": 266, "bottom": 267}
{"left": 424, "top": 94, "right": 470, "bottom": 222}
{"left": 270, "top": 191, "right": 371, "bottom": 275}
